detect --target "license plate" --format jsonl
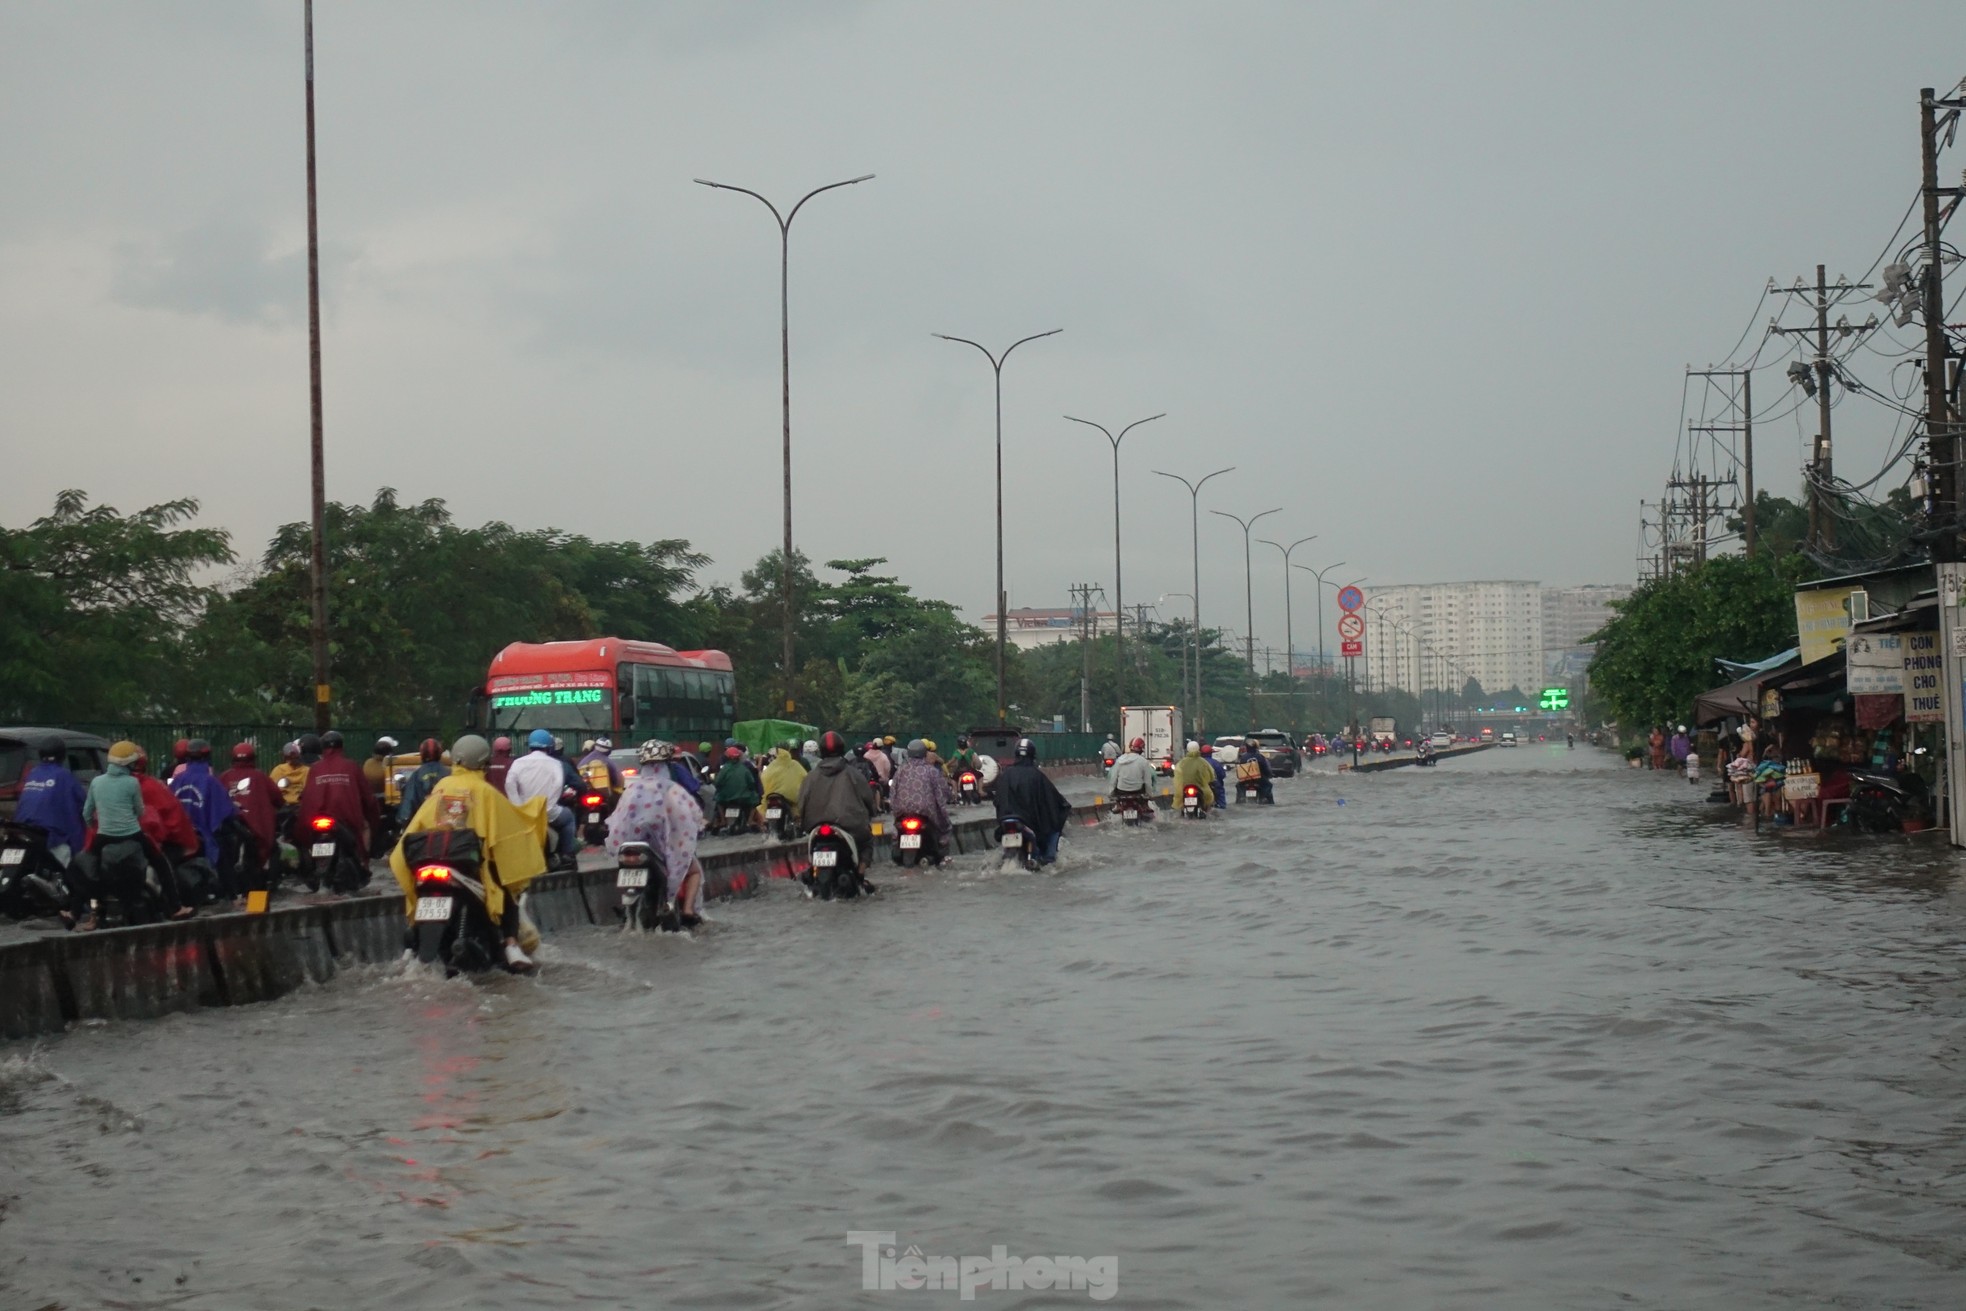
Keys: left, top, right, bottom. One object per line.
{"left": 899, "top": 834, "right": 922, "bottom": 849}
{"left": 617, "top": 868, "right": 649, "bottom": 889}
{"left": 766, "top": 808, "right": 783, "bottom": 819}
{"left": 811, "top": 849, "right": 838, "bottom": 867}
{"left": 310, "top": 842, "right": 336, "bottom": 858}
{"left": 1183, "top": 798, "right": 1199, "bottom": 811}
{"left": 724, "top": 809, "right": 742, "bottom": 820}
{"left": 414, "top": 896, "right": 452, "bottom": 922}
{"left": 1001, "top": 834, "right": 1022, "bottom": 850}
{"left": 0, "top": 848, "right": 23, "bottom": 866}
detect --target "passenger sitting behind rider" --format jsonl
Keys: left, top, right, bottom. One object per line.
{"left": 888, "top": 739, "right": 953, "bottom": 861}
{"left": 1171, "top": 741, "right": 1216, "bottom": 811}
{"left": 605, "top": 739, "right": 704, "bottom": 925}
{"left": 1235, "top": 739, "right": 1275, "bottom": 804}
{"left": 1200, "top": 742, "right": 1229, "bottom": 811}
{"left": 795, "top": 731, "right": 881, "bottom": 870}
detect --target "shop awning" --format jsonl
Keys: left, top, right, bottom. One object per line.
{"left": 1694, "top": 655, "right": 1799, "bottom": 726}
{"left": 1715, "top": 647, "right": 1799, "bottom": 680}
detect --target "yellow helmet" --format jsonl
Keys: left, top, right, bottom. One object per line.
{"left": 923, "top": 738, "right": 937, "bottom": 753}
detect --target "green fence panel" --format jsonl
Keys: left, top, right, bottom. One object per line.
{"left": 68, "top": 723, "right": 447, "bottom": 766}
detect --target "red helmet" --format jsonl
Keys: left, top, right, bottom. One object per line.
{"left": 1200, "top": 743, "right": 1214, "bottom": 755}
{"left": 419, "top": 737, "right": 443, "bottom": 762}
{"left": 230, "top": 742, "right": 256, "bottom": 763}
{"left": 1129, "top": 737, "right": 1146, "bottom": 752}
{"left": 172, "top": 737, "right": 190, "bottom": 762}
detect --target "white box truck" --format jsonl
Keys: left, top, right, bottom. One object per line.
{"left": 1121, "top": 705, "right": 1184, "bottom": 775}
{"left": 1368, "top": 716, "right": 1397, "bottom": 746}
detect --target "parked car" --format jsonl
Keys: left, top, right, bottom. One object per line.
{"left": 0, "top": 728, "right": 110, "bottom": 819}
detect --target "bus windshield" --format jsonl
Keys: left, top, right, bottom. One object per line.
{"left": 488, "top": 686, "right": 615, "bottom": 737}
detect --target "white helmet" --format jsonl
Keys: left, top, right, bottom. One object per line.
{"left": 804, "top": 739, "right": 818, "bottom": 753}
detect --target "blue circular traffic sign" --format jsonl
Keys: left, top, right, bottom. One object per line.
{"left": 1337, "top": 585, "right": 1364, "bottom": 612}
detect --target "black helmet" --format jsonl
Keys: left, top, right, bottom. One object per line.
{"left": 298, "top": 733, "right": 322, "bottom": 755}
{"left": 186, "top": 738, "right": 212, "bottom": 759}
{"left": 419, "top": 737, "right": 443, "bottom": 762}
{"left": 36, "top": 740, "right": 62, "bottom": 762}
{"left": 320, "top": 730, "right": 345, "bottom": 751}
{"left": 1015, "top": 737, "right": 1037, "bottom": 761}
{"left": 819, "top": 731, "right": 847, "bottom": 758}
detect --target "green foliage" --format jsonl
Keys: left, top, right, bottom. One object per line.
{"left": 1585, "top": 552, "right": 1811, "bottom": 731}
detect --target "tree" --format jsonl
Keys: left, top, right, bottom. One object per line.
{"left": 0, "top": 490, "right": 234, "bottom": 720}
{"left": 1586, "top": 552, "right": 1810, "bottom": 733}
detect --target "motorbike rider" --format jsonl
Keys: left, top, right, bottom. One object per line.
{"left": 578, "top": 736, "right": 622, "bottom": 795}
{"left": 713, "top": 743, "right": 763, "bottom": 834}
{"left": 74, "top": 741, "right": 180, "bottom": 929}
{"left": 390, "top": 734, "right": 546, "bottom": 972}
{"left": 1171, "top": 741, "right": 1217, "bottom": 811}
{"left": 1099, "top": 734, "right": 1122, "bottom": 764}
{"left": 760, "top": 741, "right": 808, "bottom": 823}
{"left": 605, "top": 739, "right": 705, "bottom": 926}
{"left": 269, "top": 740, "right": 309, "bottom": 807}
{"left": 297, "top": 733, "right": 323, "bottom": 767}
{"left": 220, "top": 742, "right": 283, "bottom": 894}
{"left": 15, "top": 740, "right": 86, "bottom": 869}
{"left": 801, "top": 738, "right": 820, "bottom": 770}
{"left": 943, "top": 735, "right": 978, "bottom": 781}
{"left": 1199, "top": 742, "right": 1230, "bottom": 812}
{"left": 506, "top": 729, "right": 578, "bottom": 866}
{"left": 889, "top": 739, "right": 954, "bottom": 861}
{"left": 485, "top": 736, "right": 515, "bottom": 790}
{"left": 795, "top": 731, "right": 882, "bottom": 872}
{"left": 170, "top": 739, "right": 239, "bottom": 900}
{"left": 363, "top": 736, "right": 400, "bottom": 807}
{"left": 864, "top": 739, "right": 894, "bottom": 790}
{"left": 1235, "top": 738, "right": 1276, "bottom": 804}
{"left": 131, "top": 748, "right": 203, "bottom": 914}
{"left": 1107, "top": 737, "right": 1156, "bottom": 814}
{"left": 396, "top": 738, "right": 451, "bottom": 824}
{"left": 169, "top": 738, "right": 191, "bottom": 780}
{"left": 993, "top": 738, "right": 1073, "bottom": 865}
{"left": 295, "top": 729, "right": 381, "bottom": 860}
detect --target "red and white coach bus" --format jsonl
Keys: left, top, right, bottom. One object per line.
{"left": 468, "top": 638, "right": 736, "bottom": 747}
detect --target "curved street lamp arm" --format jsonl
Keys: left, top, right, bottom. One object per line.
{"left": 1116, "top": 412, "right": 1166, "bottom": 444}
{"left": 784, "top": 173, "right": 875, "bottom": 226}
{"left": 693, "top": 178, "right": 788, "bottom": 228}
{"left": 1001, "top": 328, "right": 1063, "bottom": 368}
{"left": 1063, "top": 414, "right": 1116, "bottom": 444}
{"left": 933, "top": 332, "right": 1001, "bottom": 369}
{"left": 1260, "top": 534, "right": 1319, "bottom": 560}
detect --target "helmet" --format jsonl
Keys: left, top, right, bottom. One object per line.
{"left": 1015, "top": 738, "right": 1037, "bottom": 761}
{"left": 819, "top": 731, "right": 847, "bottom": 758}
{"left": 883, "top": 735, "right": 896, "bottom": 746}
{"left": 956, "top": 736, "right": 970, "bottom": 749}
{"left": 281, "top": 740, "right": 301, "bottom": 760}
{"left": 699, "top": 742, "right": 713, "bottom": 755}
{"left": 172, "top": 738, "right": 190, "bottom": 762}
{"left": 922, "top": 738, "right": 937, "bottom": 754}
{"left": 804, "top": 739, "right": 818, "bottom": 753}
{"left": 373, "top": 736, "right": 398, "bottom": 755}
{"left": 581, "top": 739, "right": 596, "bottom": 754}
{"left": 37, "top": 740, "right": 63, "bottom": 762}
{"left": 724, "top": 745, "right": 742, "bottom": 759}
{"left": 492, "top": 736, "right": 512, "bottom": 754}
{"left": 907, "top": 739, "right": 928, "bottom": 759}
{"left": 527, "top": 729, "right": 554, "bottom": 750}
{"left": 451, "top": 734, "right": 491, "bottom": 770}
{"left": 1200, "top": 743, "right": 1215, "bottom": 756}
{"left": 1677, "top": 724, "right": 1687, "bottom": 734}
{"left": 187, "top": 738, "right": 212, "bottom": 759}
{"left": 595, "top": 736, "right": 612, "bottom": 751}
{"left": 298, "top": 733, "right": 322, "bottom": 756}
{"left": 129, "top": 748, "right": 151, "bottom": 776}
{"left": 231, "top": 742, "right": 256, "bottom": 763}
{"left": 108, "top": 740, "right": 141, "bottom": 767}
{"left": 551, "top": 736, "right": 565, "bottom": 755}
{"left": 419, "top": 737, "right": 443, "bottom": 762}
{"left": 639, "top": 739, "right": 675, "bottom": 764}
{"left": 320, "top": 730, "right": 344, "bottom": 751}
{"left": 1130, "top": 737, "right": 1146, "bottom": 752}
{"left": 1185, "top": 740, "right": 1199, "bottom": 753}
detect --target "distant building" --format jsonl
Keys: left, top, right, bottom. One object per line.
{"left": 1541, "top": 584, "right": 1631, "bottom": 676}
{"left": 981, "top": 607, "right": 1119, "bottom": 651}
{"left": 1362, "top": 581, "right": 1544, "bottom": 697}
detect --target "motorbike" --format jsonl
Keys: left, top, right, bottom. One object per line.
{"left": 1415, "top": 744, "right": 1436, "bottom": 766}
{"left": 956, "top": 771, "right": 981, "bottom": 806}
{"left": 891, "top": 813, "right": 940, "bottom": 868}
{"left": 1111, "top": 792, "right": 1154, "bottom": 826}
{"left": 715, "top": 799, "right": 753, "bottom": 836}
{"left": 995, "top": 816, "right": 1037, "bottom": 870}
{"left": 1846, "top": 761, "right": 1933, "bottom": 833}
{"left": 298, "top": 814, "right": 371, "bottom": 894}
{"left": 402, "top": 831, "right": 507, "bottom": 974}
{"left": 0, "top": 821, "right": 70, "bottom": 920}
{"left": 801, "top": 824, "right": 870, "bottom": 901}
{"left": 577, "top": 788, "right": 612, "bottom": 847}
{"left": 763, "top": 793, "right": 798, "bottom": 842}
{"left": 614, "top": 839, "right": 686, "bottom": 932}
{"left": 1178, "top": 783, "right": 1205, "bottom": 819}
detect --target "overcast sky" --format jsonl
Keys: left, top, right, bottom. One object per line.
{"left": 2, "top": 1, "right": 1956, "bottom": 660}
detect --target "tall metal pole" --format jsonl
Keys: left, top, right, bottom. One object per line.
{"left": 1259, "top": 535, "right": 1317, "bottom": 738}
{"left": 1066, "top": 413, "right": 1164, "bottom": 733}
{"left": 937, "top": 330, "right": 1062, "bottom": 722}
{"left": 303, "top": 0, "right": 330, "bottom": 732}
{"left": 696, "top": 172, "right": 873, "bottom": 714}
{"left": 1921, "top": 86, "right": 1962, "bottom": 565}
{"left": 1294, "top": 562, "right": 1350, "bottom": 730}
{"left": 1212, "top": 507, "right": 1279, "bottom": 729}
{"left": 1812, "top": 263, "right": 1837, "bottom": 551}
{"left": 1156, "top": 467, "right": 1234, "bottom": 736}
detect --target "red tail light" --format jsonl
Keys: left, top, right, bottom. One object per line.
{"left": 959, "top": 773, "right": 976, "bottom": 784}
{"left": 581, "top": 792, "right": 604, "bottom": 809}
{"left": 900, "top": 816, "right": 923, "bottom": 832}
{"left": 816, "top": 825, "right": 834, "bottom": 837}
{"left": 1183, "top": 785, "right": 1199, "bottom": 797}
{"left": 413, "top": 864, "right": 452, "bottom": 882}
{"left": 309, "top": 816, "right": 334, "bottom": 832}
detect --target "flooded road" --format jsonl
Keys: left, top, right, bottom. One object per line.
{"left": 3, "top": 745, "right": 1963, "bottom": 1308}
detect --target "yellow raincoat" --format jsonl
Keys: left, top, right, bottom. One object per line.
{"left": 388, "top": 764, "right": 547, "bottom": 924}
{"left": 1171, "top": 749, "right": 1215, "bottom": 810}
{"left": 760, "top": 747, "right": 808, "bottom": 819}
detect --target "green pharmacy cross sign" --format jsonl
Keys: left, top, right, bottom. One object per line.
{"left": 1538, "top": 687, "right": 1570, "bottom": 712}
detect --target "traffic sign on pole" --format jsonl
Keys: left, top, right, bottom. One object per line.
{"left": 1340, "top": 638, "right": 1363, "bottom": 658}
{"left": 1336, "top": 612, "right": 1365, "bottom": 640}
{"left": 1538, "top": 687, "right": 1571, "bottom": 711}
{"left": 1336, "top": 585, "right": 1364, "bottom": 612}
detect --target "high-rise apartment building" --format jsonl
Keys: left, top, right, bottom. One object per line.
{"left": 1362, "top": 581, "right": 1544, "bottom": 697}
{"left": 1541, "top": 584, "right": 1631, "bottom": 679}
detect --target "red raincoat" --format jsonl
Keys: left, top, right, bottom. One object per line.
{"left": 137, "top": 773, "right": 200, "bottom": 857}
{"left": 294, "top": 748, "right": 380, "bottom": 841}
{"left": 221, "top": 765, "right": 283, "bottom": 862}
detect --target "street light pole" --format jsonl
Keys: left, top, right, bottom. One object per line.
{"left": 1211, "top": 507, "right": 1280, "bottom": 730}
{"left": 1154, "top": 467, "right": 1234, "bottom": 737}
{"left": 696, "top": 171, "right": 873, "bottom": 715}
{"left": 303, "top": 0, "right": 330, "bottom": 732}
{"left": 1292, "top": 560, "right": 1348, "bottom": 729}
{"left": 1258, "top": 534, "right": 1317, "bottom": 738}
{"left": 936, "top": 329, "right": 1063, "bottom": 722}
{"left": 1065, "top": 413, "right": 1164, "bottom": 734}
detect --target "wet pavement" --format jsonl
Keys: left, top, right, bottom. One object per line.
{"left": 2, "top": 744, "right": 1962, "bottom": 1308}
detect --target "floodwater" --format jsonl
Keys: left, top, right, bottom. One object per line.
{"left": 3, "top": 745, "right": 1963, "bottom": 1308}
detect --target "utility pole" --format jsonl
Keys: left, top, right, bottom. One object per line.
{"left": 1070, "top": 582, "right": 1101, "bottom": 732}
{"left": 1688, "top": 366, "right": 1755, "bottom": 557}
{"left": 303, "top": 0, "right": 330, "bottom": 732}
{"left": 1771, "top": 266, "right": 1872, "bottom": 551}
{"left": 1921, "top": 85, "right": 1966, "bottom": 563}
